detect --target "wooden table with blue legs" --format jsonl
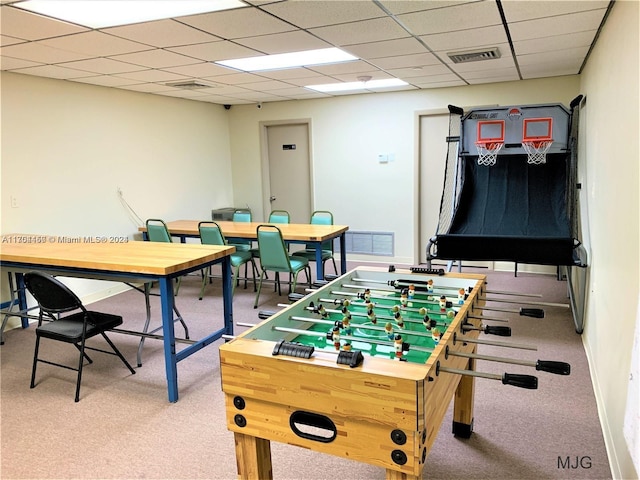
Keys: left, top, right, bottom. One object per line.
{"left": 0, "top": 235, "right": 234, "bottom": 402}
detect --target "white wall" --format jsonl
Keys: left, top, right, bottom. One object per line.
{"left": 579, "top": 1, "right": 639, "bottom": 478}
{"left": 227, "top": 76, "right": 580, "bottom": 264}
{"left": 1, "top": 72, "right": 234, "bottom": 301}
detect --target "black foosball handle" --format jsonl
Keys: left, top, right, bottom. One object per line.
{"left": 258, "top": 310, "right": 276, "bottom": 320}
{"left": 520, "top": 308, "right": 545, "bottom": 318}
{"left": 484, "top": 325, "right": 511, "bottom": 336}
{"left": 502, "top": 373, "right": 538, "bottom": 389}
{"left": 288, "top": 293, "right": 305, "bottom": 302}
{"left": 536, "top": 360, "right": 571, "bottom": 375}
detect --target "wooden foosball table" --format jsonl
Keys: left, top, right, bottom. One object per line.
{"left": 219, "top": 266, "right": 553, "bottom": 479}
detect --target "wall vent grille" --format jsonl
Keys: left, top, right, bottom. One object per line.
{"left": 165, "top": 80, "right": 215, "bottom": 89}
{"left": 335, "top": 231, "right": 394, "bottom": 256}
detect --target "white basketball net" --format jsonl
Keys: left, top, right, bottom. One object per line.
{"left": 476, "top": 142, "right": 503, "bottom": 166}
{"left": 522, "top": 140, "right": 553, "bottom": 165}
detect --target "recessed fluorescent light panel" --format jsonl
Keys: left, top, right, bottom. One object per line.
{"left": 15, "top": 0, "right": 247, "bottom": 29}
{"left": 305, "top": 78, "right": 409, "bottom": 93}
{"left": 216, "top": 48, "right": 358, "bottom": 72}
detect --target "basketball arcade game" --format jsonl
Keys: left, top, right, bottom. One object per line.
{"left": 426, "top": 96, "right": 588, "bottom": 332}
{"left": 219, "top": 266, "right": 570, "bottom": 479}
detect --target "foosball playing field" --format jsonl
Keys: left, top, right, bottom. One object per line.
{"left": 219, "top": 266, "right": 570, "bottom": 479}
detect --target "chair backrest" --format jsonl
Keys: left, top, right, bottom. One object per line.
{"left": 198, "top": 221, "right": 226, "bottom": 246}
{"left": 232, "top": 209, "right": 252, "bottom": 223}
{"left": 256, "top": 225, "right": 292, "bottom": 272}
{"left": 309, "top": 210, "right": 334, "bottom": 250}
{"left": 268, "top": 210, "right": 290, "bottom": 224}
{"left": 24, "top": 271, "right": 84, "bottom": 315}
{"left": 146, "top": 218, "right": 172, "bottom": 243}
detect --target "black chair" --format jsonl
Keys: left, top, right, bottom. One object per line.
{"left": 24, "top": 271, "right": 135, "bottom": 402}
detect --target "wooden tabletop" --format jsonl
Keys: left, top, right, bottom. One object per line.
{"left": 141, "top": 220, "right": 349, "bottom": 242}
{"left": 0, "top": 235, "right": 234, "bottom": 276}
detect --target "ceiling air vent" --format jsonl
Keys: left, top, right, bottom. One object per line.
{"left": 447, "top": 47, "right": 501, "bottom": 64}
{"left": 165, "top": 80, "right": 215, "bottom": 89}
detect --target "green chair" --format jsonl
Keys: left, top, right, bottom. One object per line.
{"left": 291, "top": 210, "right": 338, "bottom": 276}
{"left": 145, "top": 218, "right": 182, "bottom": 295}
{"left": 251, "top": 210, "right": 291, "bottom": 288}
{"left": 254, "top": 224, "right": 311, "bottom": 309}
{"left": 198, "top": 221, "right": 256, "bottom": 299}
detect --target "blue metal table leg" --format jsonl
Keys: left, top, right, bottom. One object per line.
{"left": 314, "top": 242, "right": 324, "bottom": 281}
{"left": 159, "top": 277, "right": 179, "bottom": 403}
{"left": 339, "top": 233, "right": 347, "bottom": 274}
{"left": 221, "top": 257, "right": 234, "bottom": 336}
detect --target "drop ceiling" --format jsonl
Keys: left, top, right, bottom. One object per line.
{"left": 0, "top": 0, "right": 612, "bottom": 105}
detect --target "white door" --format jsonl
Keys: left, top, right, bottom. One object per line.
{"left": 265, "top": 123, "right": 311, "bottom": 224}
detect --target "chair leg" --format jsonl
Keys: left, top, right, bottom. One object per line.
{"left": 198, "top": 266, "right": 210, "bottom": 300}
{"left": 137, "top": 282, "right": 153, "bottom": 367}
{"left": 101, "top": 332, "right": 136, "bottom": 375}
{"left": 254, "top": 271, "right": 266, "bottom": 309}
{"left": 250, "top": 259, "right": 257, "bottom": 292}
{"left": 75, "top": 337, "right": 88, "bottom": 402}
{"left": 30, "top": 335, "right": 42, "bottom": 389}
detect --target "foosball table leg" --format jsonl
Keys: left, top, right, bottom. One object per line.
{"left": 452, "top": 356, "right": 476, "bottom": 438}
{"left": 234, "top": 432, "right": 273, "bottom": 480}
{"left": 385, "top": 468, "right": 421, "bottom": 480}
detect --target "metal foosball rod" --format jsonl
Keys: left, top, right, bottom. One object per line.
{"left": 444, "top": 346, "right": 571, "bottom": 375}
{"left": 271, "top": 326, "right": 540, "bottom": 390}
{"left": 300, "top": 304, "right": 450, "bottom": 329}
{"left": 350, "top": 276, "right": 543, "bottom": 298}
{"left": 462, "top": 323, "right": 512, "bottom": 336}
{"left": 454, "top": 334, "right": 538, "bottom": 351}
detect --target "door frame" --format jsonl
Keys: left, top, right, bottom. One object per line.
{"left": 259, "top": 118, "right": 313, "bottom": 222}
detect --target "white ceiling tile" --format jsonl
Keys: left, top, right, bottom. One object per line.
{"left": 0, "top": 55, "right": 41, "bottom": 69}
{"left": 380, "top": 1, "right": 478, "bottom": 16}
{"left": 261, "top": 0, "right": 385, "bottom": 28}
{"left": 413, "top": 78, "right": 467, "bottom": 88}
{"left": 234, "top": 30, "right": 331, "bottom": 54}
{"left": 1, "top": 5, "right": 88, "bottom": 40}
{"left": 39, "top": 31, "right": 151, "bottom": 57}
{"left": 60, "top": 57, "right": 147, "bottom": 75}
{"left": 370, "top": 52, "right": 442, "bottom": 70}
{"left": 11, "top": 64, "right": 94, "bottom": 79}
{"left": 514, "top": 31, "right": 596, "bottom": 55}
{"left": 168, "top": 41, "right": 261, "bottom": 62}
{"left": 178, "top": 7, "right": 294, "bottom": 39}
{"left": 210, "top": 71, "right": 273, "bottom": 85}
{"left": 517, "top": 46, "right": 590, "bottom": 66}
{"left": 161, "top": 62, "right": 233, "bottom": 78}
{"left": 404, "top": 72, "right": 462, "bottom": 84}
{"left": 509, "top": 10, "right": 610, "bottom": 42}
{"left": 468, "top": 74, "right": 520, "bottom": 85}
{"left": 307, "top": 60, "right": 381, "bottom": 76}
{"left": 420, "top": 24, "right": 509, "bottom": 52}
{"left": 310, "top": 17, "right": 411, "bottom": 45}
{"left": 0, "top": 41, "right": 92, "bottom": 64}
{"left": 386, "top": 64, "right": 454, "bottom": 79}
{"left": 461, "top": 66, "right": 520, "bottom": 80}
{"left": 330, "top": 70, "right": 393, "bottom": 82}
{"left": 111, "top": 49, "right": 200, "bottom": 69}
{"left": 116, "top": 69, "right": 191, "bottom": 83}
{"left": 344, "top": 37, "right": 427, "bottom": 60}
{"left": 240, "top": 79, "right": 295, "bottom": 91}
{"left": 104, "top": 19, "right": 222, "bottom": 48}
{"left": 501, "top": 0, "right": 610, "bottom": 22}
{"left": 1, "top": 34, "right": 24, "bottom": 46}
{"left": 398, "top": 2, "right": 503, "bottom": 35}
{"left": 70, "top": 75, "right": 143, "bottom": 87}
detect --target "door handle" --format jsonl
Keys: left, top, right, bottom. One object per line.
{"left": 269, "top": 196, "right": 276, "bottom": 202}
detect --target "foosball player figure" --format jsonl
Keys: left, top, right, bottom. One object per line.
{"left": 426, "top": 279, "right": 434, "bottom": 299}
{"left": 385, "top": 322, "right": 394, "bottom": 341}
{"left": 400, "top": 288, "right": 408, "bottom": 307}
{"left": 419, "top": 307, "right": 428, "bottom": 316}
{"left": 343, "top": 341, "right": 352, "bottom": 352}
{"left": 457, "top": 288, "right": 466, "bottom": 305}
{"left": 439, "top": 295, "right": 447, "bottom": 312}
{"left": 363, "top": 289, "right": 371, "bottom": 302}
{"left": 367, "top": 306, "right": 377, "bottom": 325}
{"left": 394, "top": 310, "right": 404, "bottom": 328}
{"left": 342, "top": 315, "right": 352, "bottom": 336}
{"left": 423, "top": 314, "right": 436, "bottom": 331}
{"left": 407, "top": 284, "right": 416, "bottom": 307}
{"left": 394, "top": 334, "right": 404, "bottom": 361}
{"left": 332, "top": 325, "right": 341, "bottom": 350}
{"left": 432, "top": 327, "right": 442, "bottom": 344}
